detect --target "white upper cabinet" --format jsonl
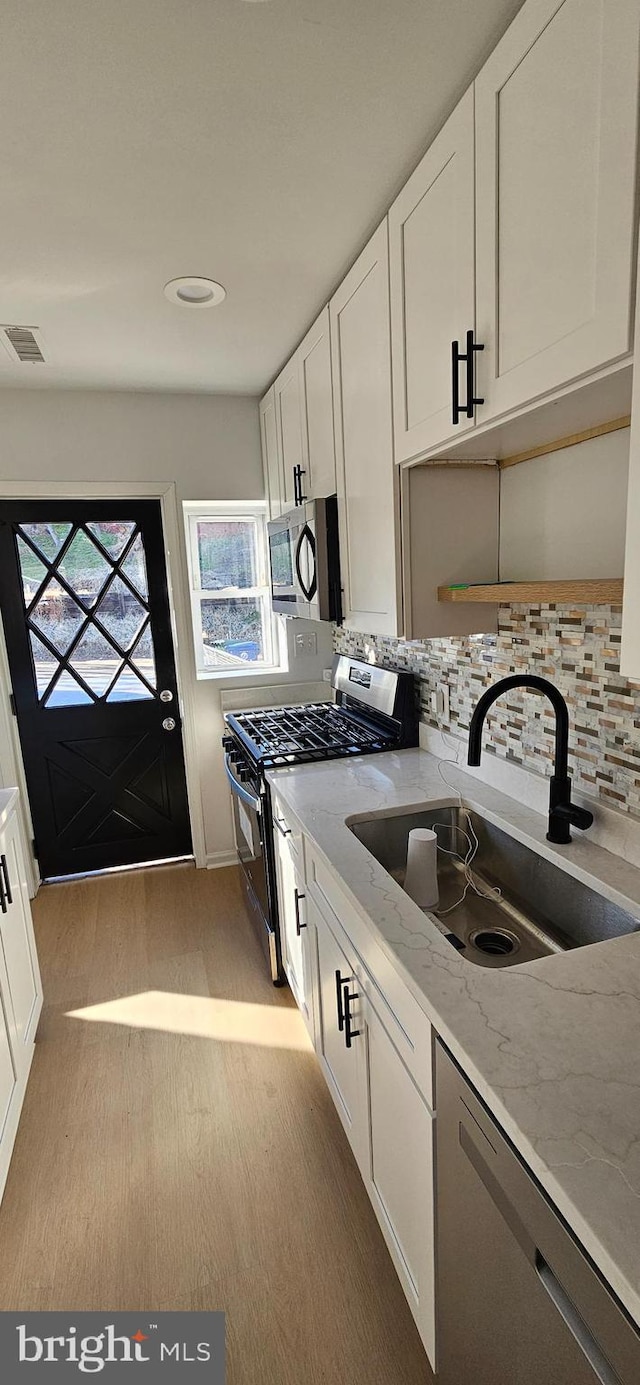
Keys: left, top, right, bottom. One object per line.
{"left": 621, "top": 247, "right": 640, "bottom": 680}
{"left": 274, "top": 357, "right": 303, "bottom": 512}
{"left": 475, "top": 0, "right": 640, "bottom": 423}
{"left": 330, "top": 222, "right": 401, "bottom": 636}
{"left": 259, "top": 386, "right": 284, "bottom": 519}
{"left": 261, "top": 308, "right": 337, "bottom": 516}
{"left": 297, "top": 306, "right": 337, "bottom": 499}
{"left": 389, "top": 89, "right": 476, "bottom": 463}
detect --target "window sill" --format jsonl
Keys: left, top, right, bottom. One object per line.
{"left": 196, "top": 665, "right": 288, "bottom": 686}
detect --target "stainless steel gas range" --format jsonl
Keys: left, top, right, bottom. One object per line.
{"left": 222, "top": 654, "right": 418, "bottom": 983}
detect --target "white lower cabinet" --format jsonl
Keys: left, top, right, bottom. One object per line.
{"left": 308, "top": 891, "right": 368, "bottom": 1175}
{"left": 363, "top": 990, "right": 435, "bottom": 1360}
{"left": 0, "top": 809, "right": 41, "bottom": 1074}
{"left": 305, "top": 880, "right": 436, "bottom": 1369}
{"left": 0, "top": 795, "right": 43, "bottom": 1201}
{"left": 273, "top": 817, "right": 314, "bottom": 1041}
{"left": 0, "top": 1002, "right": 16, "bottom": 1148}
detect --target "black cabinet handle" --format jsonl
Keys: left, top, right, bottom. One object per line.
{"left": 465, "top": 327, "right": 484, "bottom": 417}
{"left": 293, "top": 464, "right": 307, "bottom": 507}
{"left": 274, "top": 816, "right": 291, "bottom": 838}
{"left": 1, "top": 855, "right": 12, "bottom": 907}
{"left": 294, "top": 888, "right": 306, "bottom": 936}
{"left": 451, "top": 338, "right": 462, "bottom": 426}
{"left": 451, "top": 328, "right": 485, "bottom": 424}
{"left": 342, "top": 981, "right": 361, "bottom": 1049}
{"left": 335, "top": 969, "right": 346, "bottom": 1032}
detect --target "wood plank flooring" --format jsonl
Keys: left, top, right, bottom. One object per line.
{"left": 0, "top": 863, "right": 433, "bottom": 1384}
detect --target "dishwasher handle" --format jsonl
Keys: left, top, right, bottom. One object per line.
{"left": 459, "top": 1116, "right": 622, "bottom": 1385}
{"left": 536, "top": 1254, "right": 621, "bottom": 1385}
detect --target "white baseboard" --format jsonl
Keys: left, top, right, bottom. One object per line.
{"left": 205, "top": 850, "right": 238, "bottom": 870}
{"left": 420, "top": 723, "right": 640, "bottom": 869}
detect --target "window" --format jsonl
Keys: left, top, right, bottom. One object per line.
{"left": 17, "top": 519, "right": 156, "bottom": 706}
{"left": 184, "top": 503, "right": 279, "bottom": 676}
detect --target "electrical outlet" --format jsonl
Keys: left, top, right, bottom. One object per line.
{"left": 432, "top": 683, "right": 450, "bottom": 723}
{"left": 322, "top": 667, "right": 332, "bottom": 682}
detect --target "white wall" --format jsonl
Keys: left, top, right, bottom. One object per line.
{"left": 499, "top": 427, "right": 630, "bottom": 580}
{"left": 0, "top": 387, "right": 333, "bottom": 870}
{"left": 0, "top": 388, "right": 263, "bottom": 499}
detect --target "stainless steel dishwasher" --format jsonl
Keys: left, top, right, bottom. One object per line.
{"left": 435, "top": 1041, "right": 640, "bottom": 1384}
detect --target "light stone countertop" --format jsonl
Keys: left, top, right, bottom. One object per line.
{"left": 267, "top": 748, "right": 640, "bottom": 1327}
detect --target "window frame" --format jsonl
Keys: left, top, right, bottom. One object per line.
{"left": 184, "top": 501, "right": 282, "bottom": 679}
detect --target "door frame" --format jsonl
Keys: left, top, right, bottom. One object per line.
{"left": 0, "top": 617, "right": 37, "bottom": 895}
{"left": 0, "top": 480, "right": 206, "bottom": 880}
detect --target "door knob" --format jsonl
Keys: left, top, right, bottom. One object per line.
{"left": 162, "top": 717, "right": 176, "bottom": 731}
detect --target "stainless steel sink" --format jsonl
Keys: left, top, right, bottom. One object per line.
{"left": 348, "top": 805, "right": 640, "bottom": 968}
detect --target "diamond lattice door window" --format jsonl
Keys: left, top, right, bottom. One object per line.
{"left": 0, "top": 500, "right": 192, "bottom": 878}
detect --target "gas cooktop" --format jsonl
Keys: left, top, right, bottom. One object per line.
{"left": 223, "top": 654, "right": 419, "bottom": 773}
{"left": 227, "top": 701, "right": 393, "bottom": 766}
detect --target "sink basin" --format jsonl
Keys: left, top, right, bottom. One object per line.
{"left": 348, "top": 805, "right": 640, "bottom": 968}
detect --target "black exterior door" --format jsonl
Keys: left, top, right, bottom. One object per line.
{"left": 0, "top": 499, "right": 193, "bottom": 878}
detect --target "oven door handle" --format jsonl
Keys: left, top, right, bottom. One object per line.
{"left": 224, "top": 754, "right": 261, "bottom": 814}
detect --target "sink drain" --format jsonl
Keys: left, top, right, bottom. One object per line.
{"left": 469, "top": 928, "right": 520, "bottom": 957}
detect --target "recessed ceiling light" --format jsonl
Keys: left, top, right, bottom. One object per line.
{"left": 163, "top": 277, "right": 226, "bottom": 308}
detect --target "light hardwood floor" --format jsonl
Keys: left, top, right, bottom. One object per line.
{"left": 0, "top": 862, "right": 433, "bottom": 1384}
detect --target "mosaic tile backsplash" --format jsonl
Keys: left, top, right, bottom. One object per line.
{"left": 334, "top": 604, "right": 640, "bottom": 820}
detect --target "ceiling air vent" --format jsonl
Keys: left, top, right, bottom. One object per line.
{"left": 0, "top": 325, "right": 46, "bottom": 364}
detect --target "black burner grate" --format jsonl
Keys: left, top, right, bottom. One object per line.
{"left": 233, "top": 702, "right": 392, "bottom": 759}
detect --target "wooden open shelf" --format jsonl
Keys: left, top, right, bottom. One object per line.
{"left": 437, "top": 579, "right": 624, "bottom": 605}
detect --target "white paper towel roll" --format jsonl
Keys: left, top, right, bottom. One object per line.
{"left": 403, "top": 828, "right": 439, "bottom": 910}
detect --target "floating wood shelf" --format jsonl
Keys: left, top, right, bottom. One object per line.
{"left": 437, "top": 579, "right": 624, "bottom": 605}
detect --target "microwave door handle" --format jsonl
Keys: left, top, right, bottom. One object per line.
{"left": 224, "top": 754, "right": 261, "bottom": 814}
{"left": 294, "top": 527, "right": 312, "bottom": 601}
{"left": 295, "top": 525, "right": 317, "bottom": 602}
{"left": 304, "top": 525, "right": 317, "bottom": 601}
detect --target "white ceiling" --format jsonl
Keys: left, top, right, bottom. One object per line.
{"left": 0, "top": 0, "right": 524, "bottom": 396}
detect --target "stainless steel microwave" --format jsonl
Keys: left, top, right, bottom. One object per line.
{"left": 267, "top": 496, "right": 342, "bottom": 622}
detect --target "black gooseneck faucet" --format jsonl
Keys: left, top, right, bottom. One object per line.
{"left": 467, "top": 674, "right": 594, "bottom": 845}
